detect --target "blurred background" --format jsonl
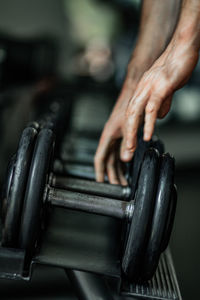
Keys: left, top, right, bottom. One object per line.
{"left": 0, "top": 0, "right": 199, "bottom": 299}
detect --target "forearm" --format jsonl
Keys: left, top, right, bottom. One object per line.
{"left": 155, "top": 0, "right": 200, "bottom": 89}
{"left": 114, "top": 0, "right": 182, "bottom": 109}
{"left": 123, "top": 0, "right": 200, "bottom": 149}
{"left": 128, "top": 0, "right": 182, "bottom": 75}
{"left": 167, "top": 0, "right": 200, "bottom": 53}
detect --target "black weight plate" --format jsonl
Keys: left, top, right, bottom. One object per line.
{"left": 2, "top": 127, "right": 37, "bottom": 247}
{"left": 129, "top": 135, "right": 164, "bottom": 201}
{"left": 27, "top": 121, "right": 40, "bottom": 131}
{"left": 129, "top": 137, "right": 151, "bottom": 200}
{"left": 122, "top": 148, "right": 159, "bottom": 282}
{"left": 161, "top": 184, "right": 177, "bottom": 252}
{"left": 151, "top": 136, "right": 165, "bottom": 155}
{"left": 1, "top": 154, "right": 16, "bottom": 224}
{"left": 19, "top": 128, "right": 54, "bottom": 250}
{"left": 141, "top": 153, "right": 175, "bottom": 281}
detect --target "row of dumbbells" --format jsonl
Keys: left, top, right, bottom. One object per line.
{"left": 1, "top": 116, "right": 177, "bottom": 283}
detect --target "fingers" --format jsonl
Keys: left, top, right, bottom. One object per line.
{"left": 94, "top": 160, "right": 105, "bottom": 183}
{"left": 144, "top": 94, "right": 173, "bottom": 141}
{"left": 106, "top": 151, "right": 128, "bottom": 185}
{"left": 95, "top": 67, "right": 174, "bottom": 185}
{"left": 94, "top": 150, "right": 106, "bottom": 183}
{"left": 120, "top": 88, "right": 149, "bottom": 161}
{"left": 106, "top": 153, "right": 120, "bottom": 185}
{"left": 158, "top": 95, "right": 172, "bottom": 118}
{"left": 117, "top": 160, "right": 128, "bottom": 186}
{"left": 94, "top": 127, "right": 112, "bottom": 182}
{"left": 95, "top": 120, "right": 123, "bottom": 183}
{"left": 125, "top": 111, "right": 140, "bottom": 151}
{"left": 95, "top": 130, "right": 128, "bottom": 185}
{"left": 143, "top": 97, "right": 161, "bottom": 141}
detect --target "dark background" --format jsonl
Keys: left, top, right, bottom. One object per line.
{"left": 0, "top": 0, "right": 199, "bottom": 299}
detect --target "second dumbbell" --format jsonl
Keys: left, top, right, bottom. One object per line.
{"left": 50, "top": 175, "right": 131, "bottom": 201}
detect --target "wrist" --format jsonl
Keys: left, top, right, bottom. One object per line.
{"left": 175, "top": 30, "right": 200, "bottom": 54}
{"left": 126, "top": 54, "right": 154, "bottom": 81}
{"left": 166, "top": 31, "right": 199, "bottom": 63}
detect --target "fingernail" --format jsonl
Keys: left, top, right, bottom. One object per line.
{"left": 122, "top": 150, "right": 131, "bottom": 160}
{"left": 143, "top": 133, "right": 150, "bottom": 141}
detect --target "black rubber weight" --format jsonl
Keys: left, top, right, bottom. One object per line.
{"left": 129, "top": 138, "right": 151, "bottom": 200}
{"left": 151, "top": 136, "right": 165, "bottom": 156}
{"left": 161, "top": 184, "right": 177, "bottom": 253}
{"left": 1, "top": 154, "right": 16, "bottom": 224}
{"left": 141, "top": 153, "right": 175, "bottom": 281}
{"left": 19, "top": 128, "right": 54, "bottom": 250}
{"left": 129, "top": 136, "right": 164, "bottom": 201}
{"left": 122, "top": 148, "right": 159, "bottom": 282}
{"left": 2, "top": 127, "right": 37, "bottom": 247}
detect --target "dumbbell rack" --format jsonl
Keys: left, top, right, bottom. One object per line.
{"left": 0, "top": 133, "right": 182, "bottom": 300}
{"left": 0, "top": 209, "right": 182, "bottom": 300}
{"left": 0, "top": 92, "right": 182, "bottom": 299}
{"left": 121, "top": 249, "right": 182, "bottom": 300}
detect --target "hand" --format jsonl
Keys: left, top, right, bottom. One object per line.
{"left": 94, "top": 71, "right": 139, "bottom": 186}
{"left": 121, "top": 41, "right": 199, "bottom": 162}
{"left": 95, "top": 42, "right": 199, "bottom": 184}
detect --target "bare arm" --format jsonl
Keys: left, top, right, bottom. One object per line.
{"left": 123, "top": 0, "right": 200, "bottom": 160}
{"left": 95, "top": 0, "right": 182, "bottom": 184}
{"left": 133, "top": 0, "right": 181, "bottom": 66}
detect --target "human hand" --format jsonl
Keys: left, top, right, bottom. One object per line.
{"left": 95, "top": 41, "right": 199, "bottom": 184}
{"left": 94, "top": 65, "right": 141, "bottom": 185}
{"left": 95, "top": 0, "right": 200, "bottom": 185}
{"left": 94, "top": 54, "right": 154, "bottom": 185}
{"left": 121, "top": 41, "right": 199, "bottom": 162}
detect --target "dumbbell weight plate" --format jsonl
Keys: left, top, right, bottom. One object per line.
{"left": 2, "top": 127, "right": 37, "bottom": 247}
{"left": 19, "top": 128, "right": 54, "bottom": 250}
{"left": 129, "top": 135, "right": 164, "bottom": 200}
{"left": 151, "top": 137, "right": 164, "bottom": 156}
{"left": 1, "top": 154, "right": 16, "bottom": 224}
{"left": 141, "top": 153, "right": 175, "bottom": 281}
{"left": 122, "top": 148, "right": 159, "bottom": 282}
{"left": 27, "top": 121, "right": 40, "bottom": 131}
{"left": 128, "top": 138, "right": 151, "bottom": 200}
{"left": 161, "top": 185, "right": 177, "bottom": 253}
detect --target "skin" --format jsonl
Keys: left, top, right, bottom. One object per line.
{"left": 94, "top": 0, "right": 182, "bottom": 185}
{"left": 123, "top": 0, "right": 200, "bottom": 159}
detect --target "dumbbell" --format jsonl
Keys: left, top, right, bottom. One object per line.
{"left": 1, "top": 127, "right": 38, "bottom": 247}
{"left": 60, "top": 135, "right": 98, "bottom": 165}
{"left": 50, "top": 132, "right": 165, "bottom": 201}
{"left": 50, "top": 175, "right": 131, "bottom": 200}
{"left": 51, "top": 139, "right": 175, "bottom": 281}
{"left": 27, "top": 95, "right": 73, "bottom": 159}
{"left": 53, "top": 134, "right": 165, "bottom": 201}
{"left": 1, "top": 127, "right": 176, "bottom": 282}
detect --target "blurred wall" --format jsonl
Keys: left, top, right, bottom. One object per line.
{"left": 0, "top": 0, "right": 72, "bottom": 77}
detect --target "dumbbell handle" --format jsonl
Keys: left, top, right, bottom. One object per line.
{"left": 47, "top": 187, "right": 134, "bottom": 220}
{"left": 51, "top": 175, "right": 131, "bottom": 200}
{"left": 53, "top": 160, "right": 96, "bottom": 180}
